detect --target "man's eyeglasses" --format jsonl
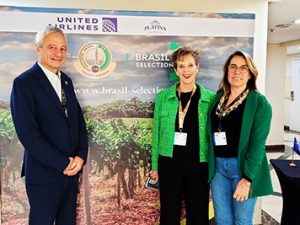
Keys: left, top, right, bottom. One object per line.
{"left": 228, "top": 64, "right": 249, "bottom": 74}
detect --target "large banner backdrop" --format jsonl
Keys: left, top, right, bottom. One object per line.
{"left": 0, "top": 6, "right": 254, "bottom": 225}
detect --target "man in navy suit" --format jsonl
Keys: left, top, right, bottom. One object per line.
{"left": 10, "top": 25, "right": 88, "bottom": 225}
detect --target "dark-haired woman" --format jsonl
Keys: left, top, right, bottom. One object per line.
{"left": 208, "top": 51, "right": 273, "bottom": 225}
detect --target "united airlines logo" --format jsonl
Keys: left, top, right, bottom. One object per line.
{"left": 144, "top": 20, "right": 167, "bottom": 33}
{"left": 102, "top": 17, "right": 118, "bottom": 32}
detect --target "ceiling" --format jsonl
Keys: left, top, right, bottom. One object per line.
{"left": 268, "top": 0, "right": 300, "bottom": 54}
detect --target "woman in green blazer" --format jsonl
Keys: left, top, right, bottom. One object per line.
{"left": 207, "top": 51, "right": 273, "bottom": 225}
{"left": 151, "top": 46, "right": 214, "bottom": 225}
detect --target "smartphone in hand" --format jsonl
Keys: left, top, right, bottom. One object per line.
{"left": 145, "top": 177, "right": 159, "bottom": 190}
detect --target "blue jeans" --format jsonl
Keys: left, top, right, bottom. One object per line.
{"left": 210, "top": 157, "right": 257, "bottom": 225}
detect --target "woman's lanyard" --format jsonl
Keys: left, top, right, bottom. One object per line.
{"left": 178, "top": 85, "right": 196, "bottom": 132}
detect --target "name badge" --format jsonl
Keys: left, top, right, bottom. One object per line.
{"left": 174, "top": 132, "right": 187, "bottom": 146}
{"left": 213, "top": 132, "right": 227, "bottom": 146}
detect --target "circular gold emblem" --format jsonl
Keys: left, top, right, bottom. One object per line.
{"left": 74, "top": 42, "right": 116, "bottom": 79}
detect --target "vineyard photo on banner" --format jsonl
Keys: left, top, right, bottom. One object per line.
{"left": 0, "top": 6, "right": 254, "bottom": 225}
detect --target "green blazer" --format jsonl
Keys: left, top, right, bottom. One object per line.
{"left": 207, "top": 90, "right": 273, "bottom": 197}
{"left": 151, "top": 82, "right": 215, "bottom": 170}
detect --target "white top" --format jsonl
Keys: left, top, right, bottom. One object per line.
{"left": 38, "top": 62, "right": 62, "bottom": 102}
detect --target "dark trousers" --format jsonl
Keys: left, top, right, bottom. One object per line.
{"left": 158, "top": 154, "right": 209, "bottom": 225}
{"left": 26, "top": 175, "right": 79, "bottom": 225}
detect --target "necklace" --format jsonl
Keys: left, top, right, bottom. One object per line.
{"left": 216, "top": 89, "right": 249, "bottom": 118}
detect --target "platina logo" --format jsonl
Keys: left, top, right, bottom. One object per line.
{"left": 144, "top": 20, "right": 167, "bottom": 33}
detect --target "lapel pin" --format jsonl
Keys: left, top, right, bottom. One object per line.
{"left": 65, "top": 81, "right": 68, "bottom": 85}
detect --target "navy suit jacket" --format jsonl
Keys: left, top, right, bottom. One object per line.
{"left": 10, "top": 63, "right": 88, "bottom": 184}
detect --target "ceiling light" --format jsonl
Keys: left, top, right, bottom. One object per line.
{"left": 275, "top": 23, "right": 292, "bottom": 28}
{"left": 294, "top": 19, "right": 300, "bottom": 24}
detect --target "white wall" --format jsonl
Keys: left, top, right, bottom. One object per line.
{"left": 284, "top": 77, "right": 292, "bottom": 126}
{"left": 285, "top": 53, "right": 300, "bottom": 128}
{"left": 285, "top": 57, "right": 293, "bottom": 127}
{"left": 266, "top": 44, "right": 286, "bottom": 145}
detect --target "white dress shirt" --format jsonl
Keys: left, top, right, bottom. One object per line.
{"left": 38, "top": 62, "right": 62, "bottom": 102}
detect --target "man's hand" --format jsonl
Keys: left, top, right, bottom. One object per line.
{"left": 63, "top": 157, "right": 74, "bottom": 174}
{"left": 63, "top": 156, "right": 84, "bottom": 176}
